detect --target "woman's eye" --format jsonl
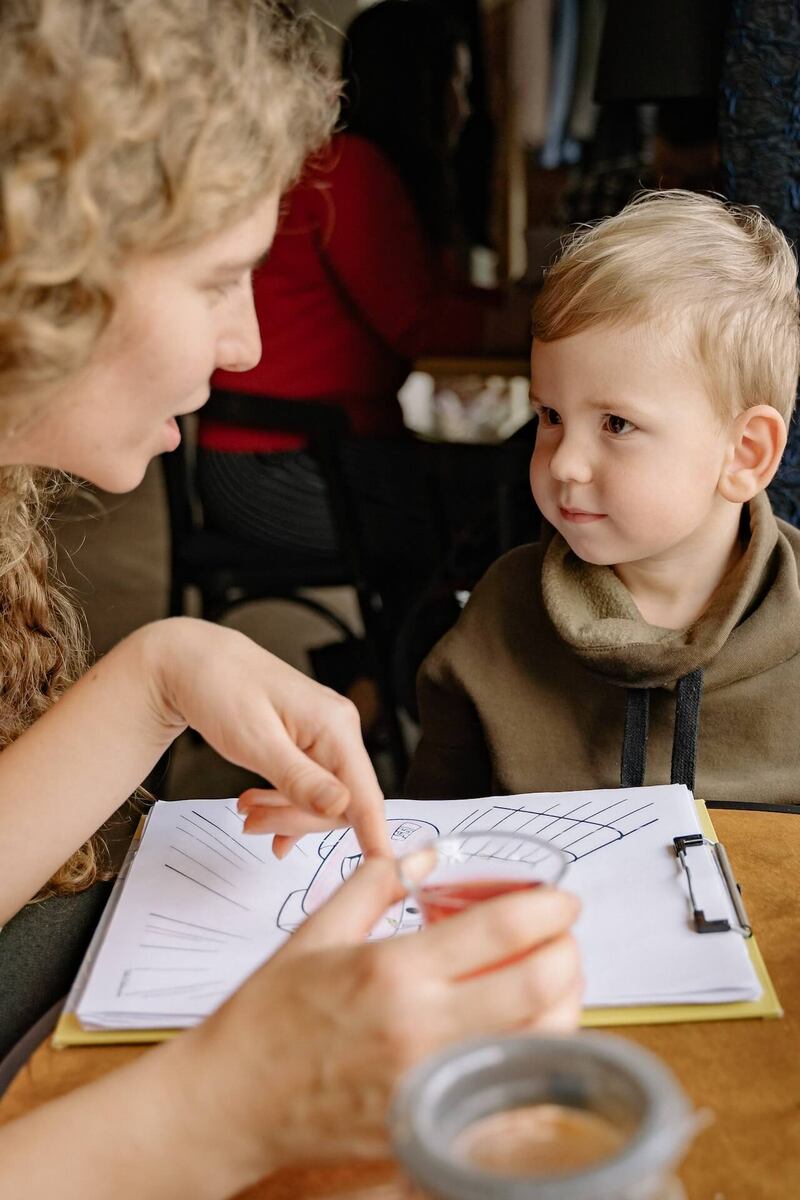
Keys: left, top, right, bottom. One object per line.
{"left": 211, "top": 282, "right": 236, "bottom": 300}
{"left": 209, "top": 274, "right": 250, "bottom": 302}
{"left": 605, "top": 414, "right": 635, "bottom": 436}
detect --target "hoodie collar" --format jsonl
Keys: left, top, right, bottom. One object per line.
{"left": 540, "top": 491, "right": 800, "bottom": 689}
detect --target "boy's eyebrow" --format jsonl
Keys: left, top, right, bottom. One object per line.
{"left": 529, "top": 389, "right": 651, "bottom": 414}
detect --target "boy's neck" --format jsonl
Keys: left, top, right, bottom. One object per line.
{"left": 612, "top": 501, "right": 747, "bottom": 631}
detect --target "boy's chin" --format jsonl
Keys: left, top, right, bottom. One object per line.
{"left": 556, "top": 527, "right": 617, "bottom": 567}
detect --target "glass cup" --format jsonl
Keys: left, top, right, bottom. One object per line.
{"left": 389, "top": 1033, "right": 697, "bottom": 1200}
{"left": 397, "top": 829, "right": 570, "bottom": 925}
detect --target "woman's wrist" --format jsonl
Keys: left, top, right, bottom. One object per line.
{"left": 163, "top": 1008, "right": 286, "bottom": 1190}
{"left": 134, "top": 617, "right": 200, "bottom": 740}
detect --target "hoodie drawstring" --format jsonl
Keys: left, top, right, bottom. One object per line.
{"left": 620, "top": 667, "right": 704, "bottom": 792}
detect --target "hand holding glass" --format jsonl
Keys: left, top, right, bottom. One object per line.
{"left": 398, "top": 830, "right": 570, "bottom": 924}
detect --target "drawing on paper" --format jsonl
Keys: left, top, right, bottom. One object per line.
{"left": 277, "top": 818, "right": 440, "bottom": 938}
{"left": 159, "top": 806, "right": 268, "bottom": 913}
{"left": 450, "top": 792, "right": 658, "bottom": 863}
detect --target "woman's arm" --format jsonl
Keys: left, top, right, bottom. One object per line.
{"left": 0, "top": 860, "right": 582, "bottom": 1199}
{"left": 0, "top": 617, "right": 388, "bottom": 924}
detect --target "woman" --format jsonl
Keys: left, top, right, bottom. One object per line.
{"left": 196, "top": 0, "right": 527, "bottom": 591}
{"left": 0, "top": 2, "right": 580, "bottom": 1196}
{"left": 197, "top": 0, "right": 527, "bottom": 713}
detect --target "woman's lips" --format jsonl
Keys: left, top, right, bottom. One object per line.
{"left": 558, "top": 507, "right": 606, "bottom": 524}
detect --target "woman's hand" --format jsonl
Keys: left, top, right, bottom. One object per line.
{"left": 146, "top": 618, "right": 390, "bottom": 857}
{"left": 0, "top": 860, "right": 581, "bottom": 1200}
{"left": 0, "top": 615, "right": 390, "bottom": 921}
{"left": 175, "top": 859, "right": 583, "bottom": 1185}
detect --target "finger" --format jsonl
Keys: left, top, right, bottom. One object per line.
{"left": 408, "top": 887, "right": 581, "bottom": 980}
{"left": 279, "top": 858, "right": 403, "bottom": 956}
{"left": 243, "top": 793, "right": 388, "bottom": 856}
{"left": 241, "top": 804, "right": 348, "bottom": 838}
{"left": 528, "top": 976, "right": 585, "bottom": 1034}
{"left": 260, "top": 726, "right": 353, "bottom": 819}
{"left": 440, "top": 932, "right": 582, "bottom": 1041}
{"left": 331, "top": 744, "right": 391, "bottom": 858}
{"left": 242, "top": 721, "right": 390, "bottom": 859}
{"left": 271, "top": 834, "right": 299, "bottom": 859}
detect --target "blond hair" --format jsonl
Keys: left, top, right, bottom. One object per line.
{"left": 0, "top": 0, "right": 337, "bottom": 898}
{"left": 533, "top": 190, "right": 800, "bottom": 425}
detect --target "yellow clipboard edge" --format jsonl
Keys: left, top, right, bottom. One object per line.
{"left": 581, "top": 799, "right": 783, "bottom": 1028}
{"left": 52, "top": 1012, "right": 178, "bottom": 1048}
{"left": 51, "top": 814, "right": 180, "bottom": 1049}
{"left": 53, "top": 798, "right": 783, "bottom": 1047}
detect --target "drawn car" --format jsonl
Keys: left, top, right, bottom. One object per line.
{"left": 276, "top": 819, "right": 440, "bottom": 939}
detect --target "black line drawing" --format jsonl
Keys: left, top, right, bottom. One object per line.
{"left": 103, "top": 795, "right": 662, "bottom": 1015}
{"left": 118, "top": 965, "right": 228, "bottom": 1000}
{"left": 176, "top": 815, "right": 248, "bottom": 868}
{"left": 277, "top": 818, "right": 440, "bottom": 939}
{"left": 149, "top": 912, "right": 251, "bottom": 941}
{"left": 164, "top": 863, "right": 252, "bottom": 910}
{"left": 169, "top": 845, "right": 242, "bottom": 887}
{"left": 191, "top": 809, "right": 266, "bottom": 864}
{"left": 450, "top": 794, "right": 657, "bottom": 864}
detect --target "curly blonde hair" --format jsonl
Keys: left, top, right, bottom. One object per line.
{"left": 534, "top": 190, "right": 800, "bottom": 425}
{"left": 0, "top": 0, "right": 337, "bottom": 898}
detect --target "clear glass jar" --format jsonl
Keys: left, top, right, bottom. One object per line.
{"left": 385, "top": 1033, "right": 697, "bottom": 1200}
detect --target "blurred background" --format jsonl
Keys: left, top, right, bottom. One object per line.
{"left": 54, "top": 0, "right": 799, "bottom": 800}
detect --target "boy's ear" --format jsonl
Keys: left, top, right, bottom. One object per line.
{"left": 718, "top": 405, "right": 787, "bottom": 503}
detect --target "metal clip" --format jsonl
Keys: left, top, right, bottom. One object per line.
{"left": 673, "top": 834, "right": 752, "bottom": 937}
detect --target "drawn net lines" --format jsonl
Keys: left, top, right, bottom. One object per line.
{"left": 451, "top": 795, "right": 658, "bottom": 865}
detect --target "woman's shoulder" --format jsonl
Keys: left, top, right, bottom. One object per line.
{"left": 332, "top": 131, "right": 390, "bottom": 169}
{"left": 316, "top": 132, "right": 403, "bottom": 195}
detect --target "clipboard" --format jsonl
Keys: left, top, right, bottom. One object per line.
{"left": 52, "top": 799, "right": 782, "bottom": 1048}
{"left": 582, "top": 800, "right": 782, "bottom": 1028}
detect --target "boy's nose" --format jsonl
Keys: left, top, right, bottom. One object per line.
{"left": 548, "top": 435, "right": 593, "bottom": 484}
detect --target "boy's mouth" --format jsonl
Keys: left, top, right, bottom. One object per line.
{"left": 558, "top": 507, "right": 606, "bottom": 524}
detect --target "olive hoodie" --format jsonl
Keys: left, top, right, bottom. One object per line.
{"left": 408, "top": 492, "right": 800, "bottom": 805}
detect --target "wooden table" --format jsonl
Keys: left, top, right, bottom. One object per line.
{"left": 2, "top": 809, "right": 798, "bottom": 1199}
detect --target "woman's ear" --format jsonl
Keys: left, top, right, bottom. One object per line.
{"left": 718, "top": 405, "right": 787, "bottom": 503}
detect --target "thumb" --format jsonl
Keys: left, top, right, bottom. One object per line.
{"left": 278, "top": 858, "right": 403, "bottom": 956}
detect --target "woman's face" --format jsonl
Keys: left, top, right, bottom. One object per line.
{"left": 3, "top": 193, "right": 279, "bottom": 493}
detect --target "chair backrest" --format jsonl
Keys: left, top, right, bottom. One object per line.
{"left": 160, "top": 390, "right": 376, "bottom": 591}
{"left": 204, "top": 390, "right": 370, "bottom": 582}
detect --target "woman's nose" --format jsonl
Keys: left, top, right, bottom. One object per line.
{"left": 217, "top": 288, "right": 262, "bottom": 373}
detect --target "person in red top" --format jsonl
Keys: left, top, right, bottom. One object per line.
{"left": 196, "top": 0, "right": 525, "bottom": 703}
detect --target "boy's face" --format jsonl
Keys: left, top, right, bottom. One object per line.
{"left": 529, "top": 322, "right": 738, "bottom": 569}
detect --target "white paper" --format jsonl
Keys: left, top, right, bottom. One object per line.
{"left": 74, "top": 785, "right": 761, "bottom": 1030}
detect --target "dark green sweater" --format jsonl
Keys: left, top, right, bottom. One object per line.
{"left": 409, "top": 492, "right": 800, "bottom": 805}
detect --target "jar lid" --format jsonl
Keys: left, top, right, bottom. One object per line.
{"left": 390, "top": 1032, "right": 694, "bottom": 1200}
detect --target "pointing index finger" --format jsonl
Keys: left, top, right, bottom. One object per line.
{"left": 335, "top": 745, "right": 392, "bottom": 858}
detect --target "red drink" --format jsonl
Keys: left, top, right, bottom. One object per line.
{"left": 418, "top": 878, "right": 542, "bottom": 924}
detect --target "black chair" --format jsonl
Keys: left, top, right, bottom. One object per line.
{"left": 160, "top": 389, "right": 408, "bottom": 782}
{"left": 393, "top": 417, "right": 541, "bottom": 720}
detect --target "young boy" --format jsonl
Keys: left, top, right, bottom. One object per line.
{"left": 408, "top": 190, "right": 800, "bottom": 804}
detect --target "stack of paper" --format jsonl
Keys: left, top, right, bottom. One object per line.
{"left": 71, "top": 785, "right": 763, "bottom": 1032}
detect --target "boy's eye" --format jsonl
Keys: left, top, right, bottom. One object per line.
{"left": 538, "top": 407, "right": 562, "bottom": 427}
{"left": 604, "top": 414, "right": 635, "bottom": 436}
